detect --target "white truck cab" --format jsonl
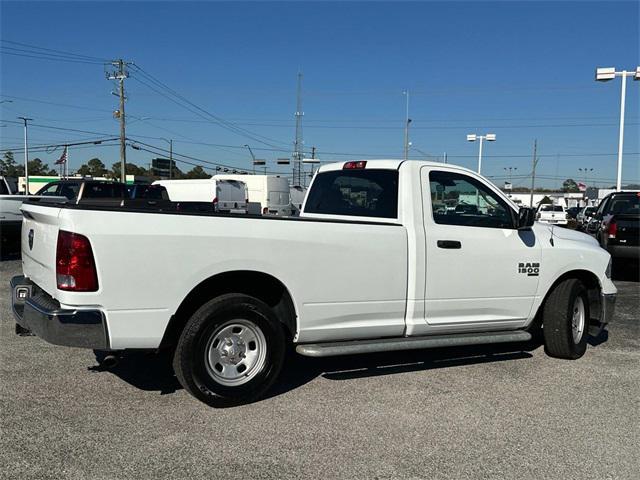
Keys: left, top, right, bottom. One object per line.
{"left": 12, "top": 160, "right": 616, "bottom": 407}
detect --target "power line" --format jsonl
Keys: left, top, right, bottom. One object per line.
{"left": 129, "top": 64, "right": 291, "bottom": 149}
{"left": 128, "top": 138, "right": 292, "bottom": 176}
{"left": 0, "top": 49, "right": 106, "bottom": 65}
{"left": 0, "top": 137, "right": 120, "bottom": 153}
{"left": 0, "top": 39, "right": 109, "bottom": 62}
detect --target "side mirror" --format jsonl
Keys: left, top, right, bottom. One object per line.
{"left": 517, "top": 207, "right": 536, "bottom": 229}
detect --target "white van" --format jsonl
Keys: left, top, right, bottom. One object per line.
{"left": 289, "top": 186, "right": 307, "bottom": 216}
{"left": 214, "top": 174, "right": 291, "bottom": 215}
{"left": 153, "top": 179, "right": 248, "bottom": 213}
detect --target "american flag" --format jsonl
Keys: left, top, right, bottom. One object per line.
{"left": 55, "top": 146, "right": 68, "bottom": 165}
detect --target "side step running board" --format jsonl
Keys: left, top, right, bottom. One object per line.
{"left": 296, "top": 330, "right": 532, "bottom": 358}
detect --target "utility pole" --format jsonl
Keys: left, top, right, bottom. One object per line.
{"left": 293, "top": 72, "right": 304, "bottom": 187}
{"left": 107, "top": 59, "right": 130, "bottom": 183}
{"left": 403, "top": 90, "right": 411, "bottom": 160}
{"left": 310, "top": 146, "right": 316, "bottom": 178}
{"left": 529, "top": 139, "right": 539, "bottom": 208}
{"left": 166, "top": 139, "right": 173, "bottom": 179}
{"left": 18, "top": 116, "right": 33, "bottom": 195}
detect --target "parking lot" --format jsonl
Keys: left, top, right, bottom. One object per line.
{"left": 1, "top": 258, "right": 638, "bottom": 479}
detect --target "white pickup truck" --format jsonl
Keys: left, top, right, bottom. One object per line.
{"left": 11, "top": 160, "right": 616, "bottom": 407}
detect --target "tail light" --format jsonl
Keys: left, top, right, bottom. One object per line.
{"left": 343, "top": 161, "right": 367, "bottom": 169}
{"left": 262, "top": 207, "right": 269, "bottom": 214}
{"left": 212, "top": 196, "right": 218, "bottom": 205}
{"left": 607, "top": 220, "right": 617, "bottom": 239}
{"left": 56, "top": 231, "right": 98, "bottom": 291}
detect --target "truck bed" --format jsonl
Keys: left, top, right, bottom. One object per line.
{"left": 20, "top": 200, "right": 409, "bottom": 348}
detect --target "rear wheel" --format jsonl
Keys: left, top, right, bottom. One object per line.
{"left": 173, "top": 294, "right": 286, "bottom": 407}
{"left": 543, "top": 278, "right": 590, "bottom": 359}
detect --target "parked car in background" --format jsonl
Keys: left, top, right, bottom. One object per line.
{"left": 590, "top": 191, "right": 639, "bottom": 260}
{"left": 1, "top": 176, "right": 66, "bottom": 248}
{"left": 12, "top": 160, "right": 616, "bottom": 407}
{"left": 289, "top": 185, "right": 307, "bottom": 216}
{"left": 576, "top": 206, "right": 597, "bottom": 230}
{"left": 566, "top": 206, "right": 581, "bottom": 219}
{"left": 536, "top": 204, "right": 568, "bottom": 225}
{"left": 36, "top": 179, "right": 129, "bottom": 204}
{"left": 0, "top": 176, "right": 18, "bottom": 195}
{"left": 214, "top": 174, "right": 291, "bottom": 215}
{"left": 127, "top": 183, "right": 169, "bottom": 200}
{"left": 154, "top": 178, "right": 248, "bottom": 213}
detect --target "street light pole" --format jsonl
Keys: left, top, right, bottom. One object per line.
{"left": 616, "top": 72, "right": 627, "bottom": 191}
{"left": 467, "top": 133, "right": 496, "bottom": 174}
{"left": 595, "top": 66, "right": 640, "bottom": 191}
{"left": 18, "top": 116, "right": 33, "bottom": 195}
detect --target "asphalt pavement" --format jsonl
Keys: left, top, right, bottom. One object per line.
{"left": 1, "top": 259, "right": 638, "bottom": 480}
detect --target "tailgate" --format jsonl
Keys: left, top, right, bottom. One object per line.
{"left": 614, "top": 215, "right": 639, "bottom": 246}
{"left": 20, "top": 203, "right": 62, "bottom": 295}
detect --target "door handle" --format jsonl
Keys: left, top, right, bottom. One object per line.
{"left": 437, "top": 240, "right": 461, "bottom": 249}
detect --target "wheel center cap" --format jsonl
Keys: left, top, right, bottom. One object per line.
{"left": 219, "top": 336, "right": 246, "bottom": 365}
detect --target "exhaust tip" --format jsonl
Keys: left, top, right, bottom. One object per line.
{"left": 100, "top": 355, "right": 119, "bottom": 369}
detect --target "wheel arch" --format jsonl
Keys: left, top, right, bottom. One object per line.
{"left": 532, "top": 268, "right": 602, "bottom": 329}
{"left": 159, "top": 270, "right": 298, "bottom": 350}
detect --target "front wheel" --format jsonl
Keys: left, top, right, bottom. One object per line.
{"left": 173, "top": 294, "right": 286, "bottom": 407}
{"left": 542, "top": 278, "right": 590, "bottom": 359}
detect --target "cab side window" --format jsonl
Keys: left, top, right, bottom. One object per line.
{"left": 37, "top": 182, "right": 61, "bottom": 196}
{"left": 429, "top": 171, "right": 515, "bottom": 229}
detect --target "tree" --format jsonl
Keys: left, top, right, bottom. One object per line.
{"left": 110, "top": 161, "right": 150, "bottom": 180}
{"left": 1, "top": 151, "right": 23, "bottom": 177}
{"left": 562, "top": 178, "right": 579, "bottom": 193}
{"left": 183, "top": 166, "right": 211, "bottom": 179}
{"left": 27, "top": 158, "right": 56, "bottom": 176}
{"left": 77, "top": 158, "right": 107, "bottom": 177}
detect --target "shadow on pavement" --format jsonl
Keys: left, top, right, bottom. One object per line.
{"left": 611, "top": 260, "right": 639, "bottom": 282}
{"left": 1, "top": 240, "right": 21, "bottom": 261}
{"left": 89, "top": 341, "right": 542, "bottom": 403}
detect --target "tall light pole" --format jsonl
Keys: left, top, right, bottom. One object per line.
{"left": 160, "top": 138, "right": 173, "bottom": 179}
{"left": 403, "top": 90, "right": 411, "bottom": 160}
{"left": 18, "top": 116, "right": 33, "bottom": 195}
{"left": 467, "top": 133, "right": 496, "bottom": 174}
{"left": 595, "top": 66, "right": 640, "bottom": 191}
{"left": 503, "top": 167, "right": 518, "bottom": 184}
{"left": 578, "top": 167, "right": 593, "bottom": 188}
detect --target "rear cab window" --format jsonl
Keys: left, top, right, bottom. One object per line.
{"left": 82, "top": 182, "right": 127, "bottom": 199}
{"left": 304, "top": 169, "right": 399, "bottom": 220}
{"left": 606, "top": 193, "right": 639, "bottom": 215}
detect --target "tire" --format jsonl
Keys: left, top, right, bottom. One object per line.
{"left": 542, "top": 278, "right": 590, "bottom": 359}
{"left": 173, "top": 293, "right": 286, "bottom": 407}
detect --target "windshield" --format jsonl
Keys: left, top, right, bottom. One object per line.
{"left": 540, "top": 205, "right": 564, "bottom": 212}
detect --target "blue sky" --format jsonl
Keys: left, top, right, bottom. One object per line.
{"left": 1, "top": 1, "right": 639, "bottom": 188}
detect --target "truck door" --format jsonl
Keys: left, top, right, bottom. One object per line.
{"left": 421, "top": 167, "right": 541, "bottom": 330}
